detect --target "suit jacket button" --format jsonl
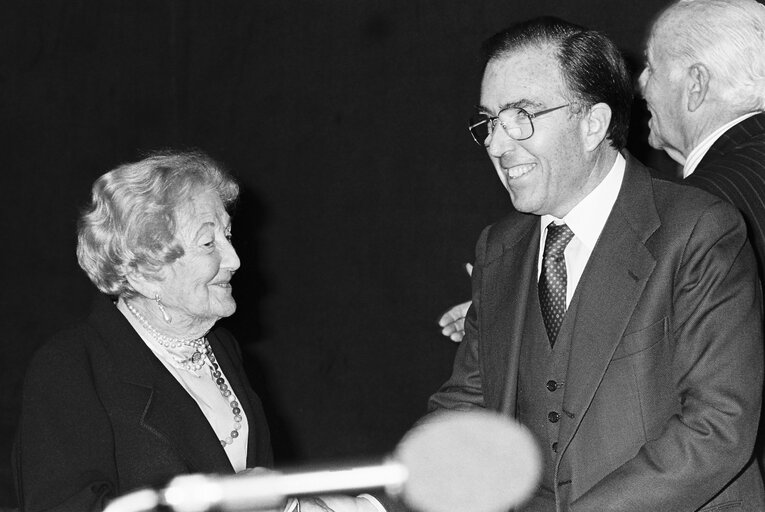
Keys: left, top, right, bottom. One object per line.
{"left": 552, "top": 442, "right": 558, "bottom": 453}
{"left": 548, "top": 411, "right": 560, "bottom": 423}
{"left": 546, "top": 380, "right": 557, "bottom": 392}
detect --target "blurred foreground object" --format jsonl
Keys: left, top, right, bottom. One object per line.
{"left": 105, "top": 410, "right": 541, "bottom": 512}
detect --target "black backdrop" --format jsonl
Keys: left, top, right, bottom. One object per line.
{"left": 0, "top": 1, "right": 678, "bottom": 507}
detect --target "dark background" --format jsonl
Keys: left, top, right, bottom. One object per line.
{"left": 0, "top": 1, "right": 678, "bottom": 507}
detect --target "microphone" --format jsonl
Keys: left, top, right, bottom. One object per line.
{"left": 396, "top": 410, "right": 541, "bottom": 512}
{"left": 104, "top": 410, "right": 541, "bottom": 512}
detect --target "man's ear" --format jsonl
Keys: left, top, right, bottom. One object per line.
{"left": 686, "top": 63, "right": 710, "bottom": 112}
{"left": 581, "top": 102, "right": 612, "bottom": 152}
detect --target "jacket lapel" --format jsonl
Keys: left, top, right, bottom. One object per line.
{"left": 557, "top": 154, "right": 660, "bottom": 452}
{"left": 88, "top": 295, "right": 234, "bottom": 475}
{"left": 480, "top": 213, "right": 540, "bottom": 414}
{"left": 137, "top": 364, "right": 235, "bottom": 475}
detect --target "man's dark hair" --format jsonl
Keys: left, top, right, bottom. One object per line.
{"left": 481, "top": 17, "right": 632, "bottom": 150}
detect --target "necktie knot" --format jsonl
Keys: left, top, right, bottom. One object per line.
{"left": 543, "top": 223, "right": 574, "bottom": 260}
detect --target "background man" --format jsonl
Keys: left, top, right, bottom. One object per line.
{"left": 430, "top": 16, "right": 764, "bottom": 511}
{"left": 641, "top": 0, "right": 765, "bottom": 278}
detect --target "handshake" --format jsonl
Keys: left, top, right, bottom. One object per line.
{"left": 105, "top": 411, "right": 540, "bottom": 512}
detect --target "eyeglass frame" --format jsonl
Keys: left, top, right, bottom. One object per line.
{"left": 468, "top": 103, "right": 570, "bottom": 146}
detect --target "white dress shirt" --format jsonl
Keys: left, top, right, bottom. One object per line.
{"left": 539, "top": 153, "right": 626, "bottom": 306}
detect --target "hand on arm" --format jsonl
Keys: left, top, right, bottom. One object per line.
{"left": 437, "top": 263, "right": 474, "bottom": 342}
{"left": 428, "top": 228, "right": 490, "bottom": 412}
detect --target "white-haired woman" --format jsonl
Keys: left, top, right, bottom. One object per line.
{"left": 14, "top": 151, "right": 274, "bottom": 511}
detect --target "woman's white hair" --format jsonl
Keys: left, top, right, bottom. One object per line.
{"left": 76, "top": 151, "right": 239, "bottom": 297}
{"left": 656, "top": 0, "right": 765, "bottom": 112}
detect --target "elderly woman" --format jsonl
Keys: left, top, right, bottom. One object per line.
{"left": 13, "top": 152, "right": 275, "bottom": 511}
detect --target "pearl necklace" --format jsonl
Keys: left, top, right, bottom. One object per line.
{"left": 125, "top": 300, "right": 208, "bottom": 372}
{"left": 124, "top": 300, "right": 243, "bottom": 446}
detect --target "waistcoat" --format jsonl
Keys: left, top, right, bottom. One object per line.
{"left": 517, "top": 273, "right": 581, "bottom": 510}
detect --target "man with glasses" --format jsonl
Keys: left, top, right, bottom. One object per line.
{"left": 442, "top": 0, "right": 765, "bottom": 345}
{"left": 427, "top": 17, "right": 765, "bottom": 511}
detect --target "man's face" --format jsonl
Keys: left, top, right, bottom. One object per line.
{"left": 480, "top": 47, "right": 595, "bottom": 218}
{"left": 639, "top": 30, "right": 688, "bottom": 160}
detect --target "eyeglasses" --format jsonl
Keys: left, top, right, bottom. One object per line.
{"left": 468, "top": 104, "right": 570, "bottom": 146}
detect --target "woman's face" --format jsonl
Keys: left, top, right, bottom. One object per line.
{"left": 156, "top": 189, "right": 240, "bottom": 328}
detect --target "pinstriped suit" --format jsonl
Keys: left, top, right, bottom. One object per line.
{"left": 684, "top": 112, "right": 765, "bottom": 283}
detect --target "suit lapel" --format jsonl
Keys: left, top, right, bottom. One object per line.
{"left": 88, "top": 295, "right": 234, "bottom": 474}
{"left": 557, "top": 155, "right": 659, "bottom": 451}
{"left": 480, "top": 213, "right": 540, "bottom": 413}
{"left": 137, "top": 364, "right": 234, "bottom": 474}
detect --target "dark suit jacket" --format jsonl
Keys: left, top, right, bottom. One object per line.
{"left": 13, "top": 294, "right": 273, "bottom": 512}
{"left": 684, "top": 112, "right": 765, "bottom": 285}
{"left": 428, "top": 154, "right": 765, "bottom": 511}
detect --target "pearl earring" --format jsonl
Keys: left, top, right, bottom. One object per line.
{"left": 154, "top": 294, "right": 172, "bottom": 323}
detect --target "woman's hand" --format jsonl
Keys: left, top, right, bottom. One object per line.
{"left": 238, "top": 469, "right": 383, "bottom": 512}
{"left": 299, "top": 495, "right": 380, "bottom": 512}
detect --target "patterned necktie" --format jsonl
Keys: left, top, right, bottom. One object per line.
{"left": 539, "top": 222, "right": 575, "bottom": 347}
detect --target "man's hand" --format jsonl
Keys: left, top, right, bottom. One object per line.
{"left": 437, "top": 263, "right": 474, "bottom": 342}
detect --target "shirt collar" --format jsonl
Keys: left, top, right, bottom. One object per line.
{"left": 683, "top": 112, "right": 760, "bottom": 178}
{"left": 541, "top": 152, "right": 625, "bottom": 250}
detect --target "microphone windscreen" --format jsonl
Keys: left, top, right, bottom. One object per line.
{"left": 394, "top": 410, "right": 541, "bottom": 512}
